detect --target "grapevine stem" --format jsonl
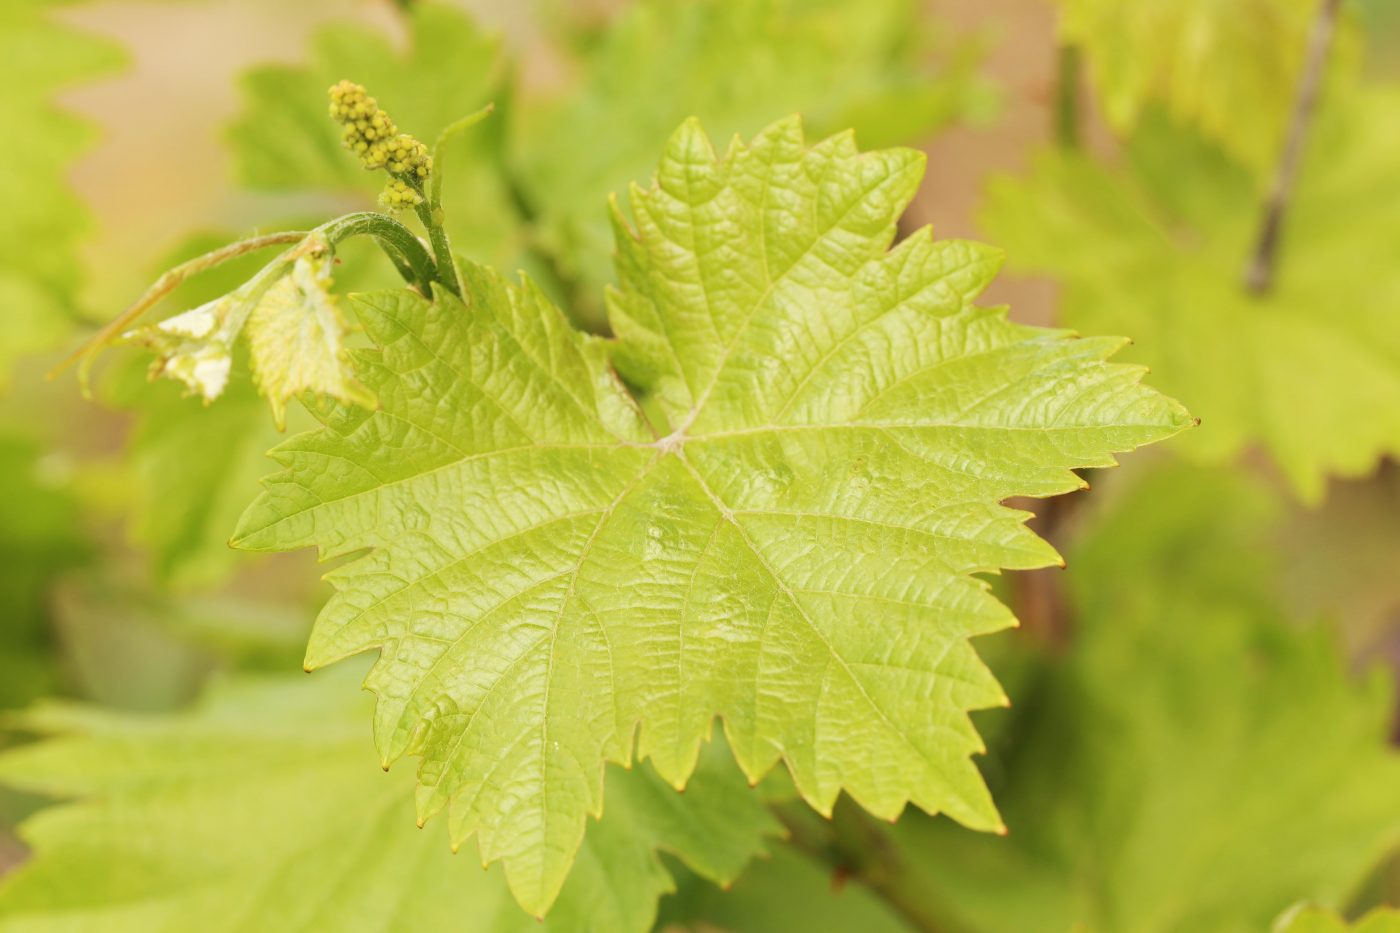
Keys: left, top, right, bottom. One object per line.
{"left": 397, "top": 102, "right": 497, "bottom": 302}
{"left": 774, "top": 800, "right": 950, "bottom": 933}
{"left": 1244, "top": 0, "right": 1343, "bottom": 295}
{"left": 1054, "top": 42, "right": 1082, "bottom": 149}
{"left": 414, "top": 202, "right": 461, "bottom": 297}
{"left": 318, "top": 211, "right": 438, "bottom": 293}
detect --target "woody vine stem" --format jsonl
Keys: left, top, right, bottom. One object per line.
{"left": 1244, "top": 0, "right": 1343, "bottom": 295}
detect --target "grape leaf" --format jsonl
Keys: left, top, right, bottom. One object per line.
{"left": 0, "top": 667, "right": 778, "bottom": 932}
{"left": 0, "top": 0, "right": 124, "bottom": 381}
{"left": 232, "top": 116, "right": 1190, "bottom": 915}
{"left": 897, "top": 464, "right": 1400, "bottom": 932}
{"left": 981, "top": 88, "right": 1400, "bottom": 502}
{"left": 1055, "top": 0, "right": 1352, "bottom": 171}
{"left": 516, "top": 0, "right": 996, "bottom": 324}
{"left": 243, "top": 251, "right": 375, "bottom": 430}
{"left": 1275, "top": 905, "right": 1400, "bottom": 933}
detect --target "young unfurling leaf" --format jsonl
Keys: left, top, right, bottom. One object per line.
{"left": 122, "top": 235, "right": 374, "bottom": 429}
{"left": 245, "top": 252, "right": 374, "bottom": 430}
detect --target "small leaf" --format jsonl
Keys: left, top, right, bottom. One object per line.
{"left": 124, "top": 297, "right": 235, "bottom": 402}
{"left": 245, "top": 252, "right": 374, "bottom": 430}
{"left": 123, "top": 239, "right": 375, "bottom": 430}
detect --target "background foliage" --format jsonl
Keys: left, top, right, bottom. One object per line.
{"left": 0, "top": 0, "right": 1396, "bottom": 930}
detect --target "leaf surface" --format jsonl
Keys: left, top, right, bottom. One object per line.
{"left": 234, "top": 117, "right": 1190, "bottom": 915}
{"left": 0, "top": 668, "right": 777, "bottom": 932}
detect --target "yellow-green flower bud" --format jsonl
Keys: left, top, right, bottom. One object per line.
{"left": 382, "top": 134, "right": 432, "bottom": 178}
{"left": 328, "top": 81, "right": 400, "bottom": 170}
{"left": 329, "top": 79, "right": 434, "bottom": 208}
{"left": 378, "top": 177, "right": 423, "bottom": 212}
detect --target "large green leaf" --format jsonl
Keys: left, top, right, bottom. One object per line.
{"left": 232, "top": 117, "right": 1189, "bottom": 915}
{"left": 981, "top": 88, "right": 1400, "bottom": 502}
{"left": 896, "top": 464, "right": 1400, "bottom": 932}
{"left": 0, "top": 0, "right": 124, "bottom": 381}
{"left": 0, "top": 667, "right": 777, "bottom": 932}
{"left": 516, "top": 0, "right": 994, "bottom": 323}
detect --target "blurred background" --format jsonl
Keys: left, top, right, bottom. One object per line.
{"left": 1, "top": 0, "right": 1399, "bottom": 930}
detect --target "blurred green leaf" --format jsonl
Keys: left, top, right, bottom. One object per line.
{"left": 1274, "top": 904, "right": 1400, "bottom": 933}
{"left": 516, "top": 0, "right": 996, "bottom": 324}
{"left": 982, "top": 87, "right": 1400, "bottom": 502}
{"left": 894, "top": 463, "right": 1400, "bottom": 932}
{"left": 0, "top": 0, "right": 125, "bottom": 381}
{"left": 1055, "top": 0, "right": 1356, "bottom": 172}
{"left": 0, "top": 436, "right": 87, "bottom": 709}
{"left": 0, "top": 667, "right": 779, "bottom": 931}
{"left": 660, "top": 844, "right": 913, "bottom": 932}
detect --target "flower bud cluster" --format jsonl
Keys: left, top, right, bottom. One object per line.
{"left": 328, "top": 80, "right": 432, "bottom": 212}
{"left": 328, "top": 81, "right": 397, "bottom": 162}
{"left": 379, "top": 177, "right": 423, "bottom": 210}
{"left": 378, "top": 134, "right": 431, "bottom": 179}
{"left": 378, "top": 176, "right": 420, "bottom": 208}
